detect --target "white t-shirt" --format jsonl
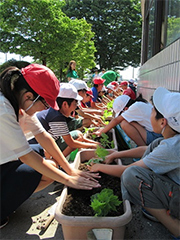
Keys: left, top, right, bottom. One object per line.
{"left": 121, "top": 102, "right": 153, "bottom": 132}
{"left": 19, "top": 110, "right": 45, "bottom": 140}
{"left": 0, "top": 93, "right": 44, "bottom": 165}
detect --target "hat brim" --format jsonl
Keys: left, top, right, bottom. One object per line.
{"left": 153, "top": 87, "right": 170, "bottom": 116}
{"left": 75, "top": 95, "right": 83, "bottom": 101}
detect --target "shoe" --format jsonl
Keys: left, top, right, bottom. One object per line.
{"left": 0, "top": 217, "right": 9, "bottom": 229}
{"left": 141, "top": 208, "right": 159, "bottom": 222}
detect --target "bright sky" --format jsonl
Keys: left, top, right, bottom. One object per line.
{"left": 0, "top": 52, "right": 140, "bottom": 80}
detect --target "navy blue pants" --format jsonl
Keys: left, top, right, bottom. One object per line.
{"left": 0, "top": 160, "right": 42, "bottom": 221}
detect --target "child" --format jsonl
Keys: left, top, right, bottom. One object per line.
{"left": 90, "top": 87, "right": 180, "bottom": 238}
{"left": 96, "top": 94, "right": 162, "bottom": 146}
{"left": 0, "top": 64, "right": 100, "bottom": 228}
{"left": 36, "top": 83, "right": 100, "bottom": 157}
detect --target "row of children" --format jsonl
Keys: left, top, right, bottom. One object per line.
{"left": 0, "top": 63, "right": 179, "bottom": 240}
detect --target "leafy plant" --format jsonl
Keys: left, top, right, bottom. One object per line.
{"left": 85, "top": 147, "right": 109, "bottom": 165}
{"left": 90, "top": 188, "right": 122, "bottom": 217}
{"left": 95, "top": 146, "right": 109, "bottom": 160}
{"left": 85, "top": 158, "right": 103, "bottom": 166}
{"left": 100, "top": 133, "right": 114, "bottom": 149}
{"left": 107, "top": 100, "right": 114, "bottom": 110}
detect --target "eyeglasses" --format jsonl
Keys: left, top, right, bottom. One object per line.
{"left": 40, "top": 99, "right": 50, "bottom": 109}
{"left": 25, "top": 95, "right": 40, "bottom": 112}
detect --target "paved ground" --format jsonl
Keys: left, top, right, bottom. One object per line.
{"left": 0, "top": 177, "right": 172, "bottom": 240}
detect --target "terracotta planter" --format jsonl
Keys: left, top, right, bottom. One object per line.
{"left": 55, "top": 149, "right": 132, "bottom": 240}
{"left": 84, "top": 127, "right": 118, "bottom": 150}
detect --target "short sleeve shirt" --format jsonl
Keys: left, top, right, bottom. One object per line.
{"left": 91, "top": 86, "right": 98, "bottom": 102}
{"left": 19, "top": 110, "right": 45, "bottom": 139}
{"left": 67, "top": 70, "right": 79, "bottom": 79}
{"left": 143, "top": 134, "right": 180, "bottom": 185}
{"left": 122, "top": 102, "right": 153, "bottom": 132}
{"left": 0, "top": 93, "right": 32, "bottom": 165}
{"left": 36, "top": 108, "right": 69, "bottom": 140}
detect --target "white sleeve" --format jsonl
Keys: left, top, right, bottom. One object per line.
{"left": 0, "top": 103, "right": 32, "bottom": 165}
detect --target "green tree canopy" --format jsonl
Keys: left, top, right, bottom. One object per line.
{"left": 0, "top": 0, "right": 96, "bottom": 79}
{"left": 62, "top": 0, "right": 142, "bottom": 70}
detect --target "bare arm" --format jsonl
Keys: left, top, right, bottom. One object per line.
{"left": 90, "top": 159, "right": 148, "bottom": 178}
{"left": 96, "top": 115, "right": 124, "bottom": 135}
{"left": 63, "top": 134, "right": 98, "bottom": 149}
{"left": 105, "top": 146, "right": 148, "bottom": 164}
{"left": 20, "top": 151, "right": 100, "bottom": 189}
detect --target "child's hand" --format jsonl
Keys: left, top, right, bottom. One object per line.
{"left": 88, "top": 163, "right": 101, "bottom": 173}
{"left": 105, "top": 151, "right": 118, "bottom": 164}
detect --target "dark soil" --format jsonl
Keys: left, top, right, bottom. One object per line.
{"left": 62, "top": 162, "right": 124, "bottom": 217}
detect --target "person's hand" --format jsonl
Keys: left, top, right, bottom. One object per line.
{"left": 94, "top": 128, "right": 103, "bottom": 136}
{"left": 88, "top": 163, "right": 101, "bottom": 173}
{"left": 70, "top": 168, "right": 100, "bottom": 182}
{"left": 66, "top": 175, "right": 101, "bottom": 190}
{"left": 104, "top": 151, "right": 118, "bottom": 164}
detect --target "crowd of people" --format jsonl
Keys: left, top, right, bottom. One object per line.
{"left": 0, "top": 62, "right": 179, "bottom": 240}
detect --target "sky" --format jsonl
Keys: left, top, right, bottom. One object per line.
{"left": 0, "top": 52, "right": 140, "bottom": 80}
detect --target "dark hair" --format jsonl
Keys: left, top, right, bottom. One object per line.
{"left": 93, "top": 84, "right": 98, "bottom": 88}
{"left": 126, "top": 93, "right": 148, "bottom": 108}
{"left": 67, "top": 60, "right": 76, "bottom": 73}
{"left": 154, "top": 107, "right": 164, "bottom": 120}
{"left": 56, "top": 97, "right": 74, "bottom": 109}
{"left": 0, "top": 66, "right": 38, "bottom": 120}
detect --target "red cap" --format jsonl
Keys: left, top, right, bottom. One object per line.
{"left": 111, "top": 81, "right": 118, "bottom": 86}
{"left": 86, "top": 88, "right": 94, "bottom": 98}
{"left": 93, "top": 78, "right": 105, "bottom": 85}
{"left": 120, "top": 81, "right": 128, "bottom": 86}
{"left": 21, "top": 64, "right": 60, "bottom": 110}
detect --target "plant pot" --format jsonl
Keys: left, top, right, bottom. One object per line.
{"left": 84, "top": 127, "right": 118, "bottom": 150}
{"left": 55, "top": 149, "right": 132, "bottom": 240}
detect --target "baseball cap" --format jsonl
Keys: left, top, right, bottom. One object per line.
{"left": 93, "top": 78, "right": 105, "bottom": 85}
{"left": 107, "top": 83, "right": 115, "bottom": 90}
{"left": 113, "top": 95, "right": 130, "bottom": 117}
{"left": 21, "top": 64, "right": 60, "bottom": 110}
{"left": 129, "top": 79, "right": 134, "bottom": 84}
{"left": 111, "top": 81, "right": 118, "bottom": 86}
{"left": 69, "top": 79, "right": 88, "bottom": 91}
{"left": 86, "top": 88, "right": 94, "bottom": 98}
{"left": 153, "top": 87, "right": 180, "bottom": 132}
{"left": 120, "top": 81, "right": 128, "bottom": 86}
{"left": 58, "top": 83, "right": 83, "bottom": 101}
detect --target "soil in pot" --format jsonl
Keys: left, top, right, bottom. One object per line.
{"left": 62, "top": 162, "right": 123, "bottom": 217}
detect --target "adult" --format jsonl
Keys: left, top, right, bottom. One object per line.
{"left": 101, "top": 70, "right": 117, "bottom": 86}
{"left": 66, "top": 60, "right": 79, "bottom": 81}
{"left": 0, "top": 64, "right": 100, "bottom": 228}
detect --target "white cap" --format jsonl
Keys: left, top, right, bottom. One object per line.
{"left": 153, "top": 87, "right": 180, "bottom": 132}
{"left": 107, "top": 83, "right": 115, "bottom": 90}
{"left": 58, "top": 83, "right": 83, "bottom": 101}
{"left": 113, "top": 95, "right": 130, "bottom": 117}
{"left": 69, "top": 79, "right": 88, "bottom": 91}
{"left": 129, "top": 79, "right": 134, "bottom": 84}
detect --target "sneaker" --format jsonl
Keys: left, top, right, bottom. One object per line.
{"left": 141, "top": 208, "right": 159, "bottom": 222}
{"left": 0, "top": 217, "right": 9, "bottom": 229}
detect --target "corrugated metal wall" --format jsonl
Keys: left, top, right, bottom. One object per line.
{"left": 137, "top": 39, "right": 180, "bottom": 101}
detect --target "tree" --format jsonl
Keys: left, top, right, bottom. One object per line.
{"left": 0, "top": 0, "right": 96, "bottom": 79}
{"left": 62, "top": 0, "right": 142, "bottom": 70}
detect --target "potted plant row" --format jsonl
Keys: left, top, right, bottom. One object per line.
{"left": 55, "top": 148, "right": 132, "bottom": 240}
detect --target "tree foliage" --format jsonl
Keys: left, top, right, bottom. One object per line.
{"left": 62, "top": 0, "right": 142, "bottom": 70}
{"left": 0, "top": 0, "right": 96, "bottom": 79}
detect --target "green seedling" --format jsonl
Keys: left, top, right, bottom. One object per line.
{"left": 90, "top": 188, "right": 122, "bottom": 216}
{"left": 85, "top": 158, "right": 103, "bottom": 166}
{"left": 100, "top": 133, "right": 114, "bottom": 148}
